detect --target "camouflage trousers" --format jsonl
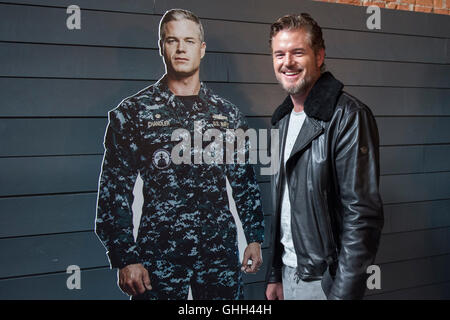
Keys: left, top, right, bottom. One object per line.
{"left": 132, "top": 238, "right": 244, "bottom": 300}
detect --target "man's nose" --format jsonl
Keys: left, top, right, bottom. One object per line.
{"left": 284, "top": 54, "right": 294, "bottom": 67}
{"left": 177, "top": 41, "right": 186, "bottom": 52}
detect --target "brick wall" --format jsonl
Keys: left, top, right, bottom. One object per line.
{"left": 316, "top": 0, "right": 450, "bottom": 15}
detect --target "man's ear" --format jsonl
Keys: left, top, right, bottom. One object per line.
{"left": 316, "top": 47, "right": 325, "bottom": 69}
{"left": 200, "top": 42, "right": 206, "bottom": 59}
{"left": 159, "top": 40, "right": 164, "bottom": 57}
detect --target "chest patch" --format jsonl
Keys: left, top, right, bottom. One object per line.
{"left": 148, "top": 119, "right": 170, "bottom": 127}
{"left": 152, "top": 149, "right": 171, "bottom": 169}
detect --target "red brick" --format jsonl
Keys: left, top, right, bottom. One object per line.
{"left": 433, "top": 8, "right": 450, "bottom": 14}
{"left": 386, "top": 2, "right": 399, "bottom": 8}
{"left": 414, "top": 5, "right": 434, "bottom": 12}
{"left": 397, "top": 4, "right": 412, "bottom": 9}
{"left": 433, "top": 0, "right": 444, "bottom": 8}
{"left": 335, "top": 0, "right": 362, "bottom": 5}
{"left": 316, "top": 0, "right": 449, "bottom": 13}
{"left": 364, "top": 1, "right": 387, "bottom": 8}
{"left": 415, "top": 0, "right": 433, "bottom": 6}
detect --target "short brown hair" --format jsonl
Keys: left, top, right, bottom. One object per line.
{"left": 159, "top": 9, "right": 204, "bottom": 42}
{"left": 269, "top": 13, "right": 326, "bottom": 72}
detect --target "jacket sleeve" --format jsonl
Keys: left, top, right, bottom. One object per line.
{"left": 225, "top": 109, "right": 265, "bottom": 245}
{"left": 268, "top": 129, "right": 283, "bottom": 283}
{"left": 267, "top": 241, "right": 283, "bottom": 283}
{"left": 328, "top": 105, "right": 384, "bottom": 300}
{"left": 95, "top": 105, "right": 141, "bottom": 269}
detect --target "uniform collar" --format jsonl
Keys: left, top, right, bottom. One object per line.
{"left": 271, "top": 72, "right": 344, "bottom": 125}
{"left": 154, "top": 75, "right": 210, "bottom": 101}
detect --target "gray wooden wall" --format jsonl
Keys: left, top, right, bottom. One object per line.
{"left": 0, "top": 0, "right": 449, "bottom": 300}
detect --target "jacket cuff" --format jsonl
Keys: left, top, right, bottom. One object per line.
{"left": 268, "top": 267, "right": 282, "bottom": 283}
{"left": 107, "top": 248, "right": 140, "bottom": 269}
{"left": 246, "top": 228, "right": 264, "bottom": 245}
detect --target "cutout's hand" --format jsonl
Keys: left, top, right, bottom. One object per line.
{"left": 118, "top": 263, "right": 152, "bottom": 296}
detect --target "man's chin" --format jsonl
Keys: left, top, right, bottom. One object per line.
{"left": 169, "top": 67, "right": 198, "bottom": 78}
{"left": 279, "top": 78, "right": 314, "bottom": 96}
{"left": 283, "top": 84, "right": 307, "bottom": 96}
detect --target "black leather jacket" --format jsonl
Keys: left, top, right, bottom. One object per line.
{"left": 266, "top": 72, "right": 384, "bottom": 300}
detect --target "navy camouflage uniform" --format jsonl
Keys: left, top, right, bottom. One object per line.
{"left": 95, "top": 76, "right": 264, "bottom": 300}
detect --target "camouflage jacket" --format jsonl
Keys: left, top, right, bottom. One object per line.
{"left": 96, "top": 77, "right": 264, "bottom": 269}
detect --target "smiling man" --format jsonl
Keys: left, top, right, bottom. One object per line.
{"left": 95, "top": 9, "right": 264, "bottom": 300}
{"left": 265, "top": 13, "right": 384, "bottom": 300}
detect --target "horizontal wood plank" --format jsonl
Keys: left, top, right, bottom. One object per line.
{"left": 3, "top": 192, "right": 450, "bottom": 238}
{"left": 2, "top": 43, "right": 450, "bottom": 87}
{"left": 154, "top": 0, "right": 450, "bottom": 38}
{"left": 366, "top": 282, "right": 450, "bottom": 300}
{"left": 3, "top": 0, "right": 450, "bottom": 38}
{"left": 0, "top": 155, "right": 102, "bottom": 196}
{"left": 383, "top": 200, "right": 450, "bottom": 234}
{"left": 0, "top": 230, "right": 270, "bottom": 280}
{"left": 2, "top": 226, "right": 450, "bottom": 285}
{"left": 0, "top": 267, "right": 128, "bottom": 300}
{"left": 2, "top": 78, "right": 449, "bottom": 118}
{"left": 0, "top": 193, "right": 98, "bottom": 238}
{"left": 1, "top": 117, "right": 450, "bottom": 157}
{"left": 380, "top": 172, "right": 450, "bottom": 204}
{"left": 366, "top": 254, "right": 450, "bottom": 297}
{"left": 1, "top": 4, "right": 448, "bottom": 63}
{"left": 0, "top": 231, "right": 108, "bottom": 278}
{"left": 376, "top": 227, "right": 450, "bottom": 264}
{"left": 1, "top": 154, "right": 449, "bottom": 205}
{"left": 247, "top": 116, "right": 450, "bottom": 146}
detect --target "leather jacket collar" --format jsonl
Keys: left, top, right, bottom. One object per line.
{"left": 271, "top": 71, "right": 344, "bottom": 125}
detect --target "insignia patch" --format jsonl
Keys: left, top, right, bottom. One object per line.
{"left": 212, "top": 114, "right": 228, "bottom": 121}
{"left": 152, "top": 149, "right": 171, "bottom": 169}
{"left": 148, "top": 120, "right": 170, "bottom": 127}
{"left": 213, "top": 120, "right": 229, "bottom": 128}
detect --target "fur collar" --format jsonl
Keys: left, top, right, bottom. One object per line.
{"left": 271, "top": 72, "right": 344, "bottom": 125}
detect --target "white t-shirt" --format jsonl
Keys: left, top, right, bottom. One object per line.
{"left": 280, "top": 109, "right": 306, "bottom": 267}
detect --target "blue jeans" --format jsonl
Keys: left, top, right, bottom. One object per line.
{"left": 282, "top": 265, "right": 327, "bottom": 300}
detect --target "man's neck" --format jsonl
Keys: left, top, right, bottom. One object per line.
{"left": 290, "top": 75, "right": 320, "bottom": 112}
{"left": 290, "top": 93, "right": 308, "bottom": 113}
{"left": 166, "top": 72, "right": 201, "bottom": 96}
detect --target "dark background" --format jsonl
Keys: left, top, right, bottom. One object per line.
{"left": 0, "top": 0, "right": 449, "bottom": 299}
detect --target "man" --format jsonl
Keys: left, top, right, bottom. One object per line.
{"left": 265, "top": 13, "right": 384, "bottom": 300}
{"left": 95, "top": 9, "right": 264, "bottom": 300}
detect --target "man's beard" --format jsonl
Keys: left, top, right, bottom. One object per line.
{"left": 279, "top": 76, "right": 313, "bottom": 96}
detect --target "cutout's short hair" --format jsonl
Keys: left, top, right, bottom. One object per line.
{"left": 159, "top": 9, "right": 204, "bottom": 42}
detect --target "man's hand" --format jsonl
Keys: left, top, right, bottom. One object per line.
{"left": 266, "top": 282, "right": 284, "bottom": 300}
{"left": 118, "top": 263, "right": 152, "bottom": 296}
{"left": 241, "top": 242, "right": 262, "bottom": 273}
